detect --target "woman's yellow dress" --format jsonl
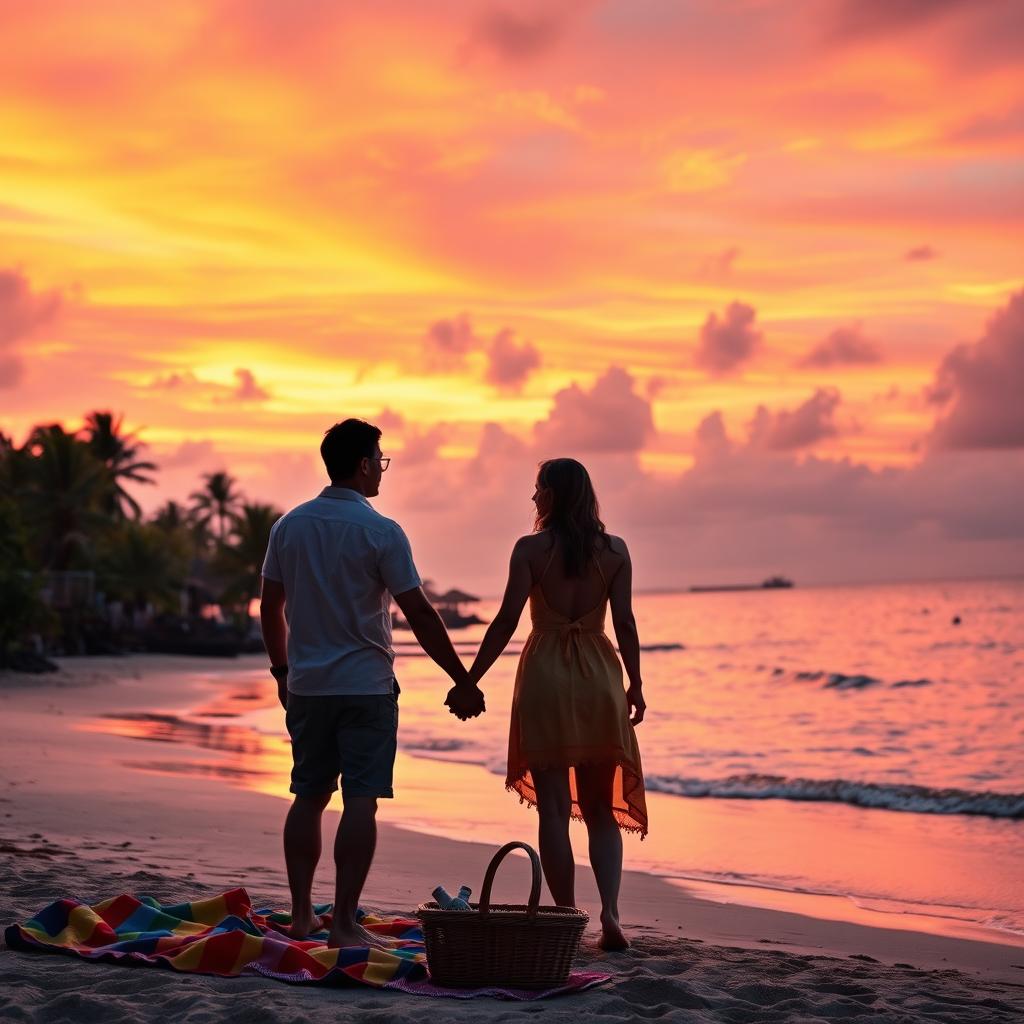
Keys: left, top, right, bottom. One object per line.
{"left": 505, "top": 557, "right": 649, "bottom": 837}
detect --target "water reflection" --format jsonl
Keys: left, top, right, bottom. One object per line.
{"left": 120, "top": 759, "right": 271, "bottom": 781}
{"left": 82, "top": 711, "right": 265, "bottom": 757}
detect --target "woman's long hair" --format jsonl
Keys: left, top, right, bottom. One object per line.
{"left": 534, "top": 458, "right": 609, "bottom": 578}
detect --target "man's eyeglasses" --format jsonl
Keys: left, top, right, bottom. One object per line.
{"left": 374, "top": 456, "right": 391, "bottom": 472}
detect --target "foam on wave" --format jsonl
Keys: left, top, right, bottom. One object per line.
{"left": 403, "top": 738, "right": 469, "bottom": 752}
{"left": 644, "top": 773, "right": 1024, "bottom": 819}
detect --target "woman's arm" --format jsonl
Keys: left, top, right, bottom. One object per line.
{"left": 467, "top": 538, "right": 533, "bottom": 684}
{"left": 608, "top": 539, "right": 646, "bottom": 724}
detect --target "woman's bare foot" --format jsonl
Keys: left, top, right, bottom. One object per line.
{"left": 285, "top": 913, "right": 325, "bottom": 940}
{"left": 598, "top": 913, "right": 629, "bottom": 951}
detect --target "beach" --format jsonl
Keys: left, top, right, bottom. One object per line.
{"left": 2, "top": 653, "right": 1022, "bottom": 1022}
{"left": 5, "top": 0, "right": 1023, "bottom": 1016}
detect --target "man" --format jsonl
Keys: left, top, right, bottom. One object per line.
{"left": 260, "top": 418, "right": 485, "bottom": 947}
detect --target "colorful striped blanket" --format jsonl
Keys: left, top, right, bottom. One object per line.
{"left": 4, "top": 888, "right": 609, "bottom": 1000}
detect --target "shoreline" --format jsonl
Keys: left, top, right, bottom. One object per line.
{"left": 0, "top": 655, "right": 1021, "bottom": 983}
{"left": 57, "top": 649, "right": 1024, "bottom": 949}
{"left": 4, "top": 656, "right": 1024, "bottom": 1022}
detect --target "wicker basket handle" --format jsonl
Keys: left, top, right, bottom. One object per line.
{"left": 478, "top": 841, "right": 542, "bottom": 919}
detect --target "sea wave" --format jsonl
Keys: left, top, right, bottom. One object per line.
{"left": 395, "top": 641, "right": 686, "bottom": 653}
{"left": 776, "top": 669, "right": 934, "bottom": 690}
{"left": 644, "top": 773, "right": 1024, "bottom": 819}
{"left": 403, "top": 738, "right": 470, "bottom": 753}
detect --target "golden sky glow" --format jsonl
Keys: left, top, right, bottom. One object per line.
{"left": 2, "top": 0, "right": 1023, "bottom": 587}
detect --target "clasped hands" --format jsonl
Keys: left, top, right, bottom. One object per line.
{"left": 444, "top": 671, "right": 486, "bottom": 722}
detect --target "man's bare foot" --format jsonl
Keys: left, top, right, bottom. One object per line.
{"left": 285, "top": 913, "right": 325, "bottom": 940}
{"left": 598, "top": 913, "right": 629, "bottom": 952}
{"left": 327, "top": 921, "right": 391, "bottom": 950}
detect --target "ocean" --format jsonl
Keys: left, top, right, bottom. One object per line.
{"left": 93, "top": 577, "right": 1024, "bottom": 942}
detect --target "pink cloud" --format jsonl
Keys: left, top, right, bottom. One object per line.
{"left": 485, "top": 327, "right": 541, "bottom": 391}
{"left": 375, "top": 408, "right": 406, "bottom": 433}
{"left": 950, "top": 104, "right": 1024, "bottom": 147}
{"left": 230, "top": 368, "right": 270, "bottom": 402}
{"left": 696, "top": 301, "right": 762, "bottom": 377}
{"left": 158, "top": 439, "right": 219, "bottom": 469}
{"left": 472, "top": 7, "right": 571, "bottom": 61}
{"left": 477, "top": 420, "right": 529, "bottom": 461}
{"left": 694, "top": 410, "right": 732, "bottom": 460}
{"left": 147, "top": 368, "right": 269, "bottom": 403}
{"left": 928, "top": 288, "right": 1024, "bottom": 448}
{"left": 698, "top": 246, "right": 740, "bottom": 278}
{"left": 398, "top": 425, "right": 446, "bottom": 466}
{"left": 904, "top": 245, "right": 938, "bottom": 261}
{"left": 645, "top": 376, "right": 667, "bottom": 398}
{"left": 152, "top": 390, "right": 1024, "bottom": 593}
{"left": 534, "top": 366, "right": 654, "bottom": 453}
{"left": 829, "top": 0, "right": 971, "bottom": 40}
{"left": 150, "top": 371, "right": 200, "bottom": 390}
{"left": 748, "top": 388, "right": 842, "bottom": 450}
{"left": 627, "top": 409, "right": 1024, "bottom": 552}
{"left": 799, "top": 324, "right": 882, "bottom": 368}
{"left": 425, "top": 313, "right": 477, "bottom": 367}
{"left": 0, "top": 269, "right": 62, "bottom": 389}
{"left": 377, "top": 411, "right": 1024, "bottom": 591}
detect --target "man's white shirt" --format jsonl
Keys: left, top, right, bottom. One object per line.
{"left": 261, "top": 487, "right": 421, "bottom": 695}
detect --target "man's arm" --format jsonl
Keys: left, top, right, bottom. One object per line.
{"left": 393, "top": 586, "right": 469, "bottom": 685}
{"left": 260, "top": 576, "right": 288, "bottom": 709}
{"left": 392, "top": 587, "right": 483, "bottom": 718}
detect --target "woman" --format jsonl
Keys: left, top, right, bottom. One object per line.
{"left": 465, "top": 458, "right": 648, "bottom": 951}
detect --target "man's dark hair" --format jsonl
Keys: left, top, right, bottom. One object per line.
{"left": 321, "top": 419, "right": 382, "bottom": 480}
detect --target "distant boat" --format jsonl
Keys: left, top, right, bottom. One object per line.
{"left": 690, "top": 576, "right": 794, "bottom": 593}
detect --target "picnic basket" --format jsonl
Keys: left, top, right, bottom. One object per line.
{"left": 416, "top": 840, "right": 589, "bottom": 989}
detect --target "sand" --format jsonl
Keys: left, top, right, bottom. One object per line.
{"left": 1, "top": 655, "right": 1023, "bottom": 1022}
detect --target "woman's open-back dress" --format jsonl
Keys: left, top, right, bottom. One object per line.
{"left": 506, "top": 546, "right": 649, "bottom": 837}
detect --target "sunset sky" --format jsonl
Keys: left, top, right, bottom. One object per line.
{"left": 2, "top": 0, "right": 1022, "bottom": 591}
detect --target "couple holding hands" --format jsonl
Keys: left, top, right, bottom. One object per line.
{"left": 261, "top": 419, "right": 648, "bottom": 953}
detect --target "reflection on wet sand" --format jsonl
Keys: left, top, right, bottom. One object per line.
{"left": 119, "top": 760, "right": 270, "bottom": 781}
{"left": 192, "top": 682, "right": 276, "bottom": 719}
{"left": 78, "top": 674, "right": 293, "bottom": 789}
{"left": 81, "top": 712, "right": 265, "bottom": 758}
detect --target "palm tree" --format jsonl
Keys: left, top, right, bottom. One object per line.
{"left": 189, "top": 470, "right": 241, "bottom": 544}
{"left": 215, "top": 502, "right": 282, "bottom": 612}
{"left": 0, "top": 496, "right": 51, "bottom": 665}
{"left": 81, "top": 411, "right": 157, "bottom": 520}
{"left": 151, "top": 500, "right": 187, "bottom": 533}
{"left": 98, "top": 520, "right": 189, "bottom": 614}
{"left": 0, "top": 431, "right": 36, "bottom": 501}
{"left": 22, "top": 424, "right": 109, "bottom": 569}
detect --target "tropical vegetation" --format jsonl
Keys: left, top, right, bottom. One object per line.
{"left": 0, "top": 411, "right": 282, "bottom": 668}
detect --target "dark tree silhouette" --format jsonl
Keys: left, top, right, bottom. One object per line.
{"left": 23, "top": 424, "right": 108, "bottom": 569}
{"left": 189, "top": 470, "right": 242, "bottom": 544}
{"left": 215, "top": 501, "right": 282, "bottom": 611}
{"left": 81, "top": 411, "right": 157, "bottom": 520}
